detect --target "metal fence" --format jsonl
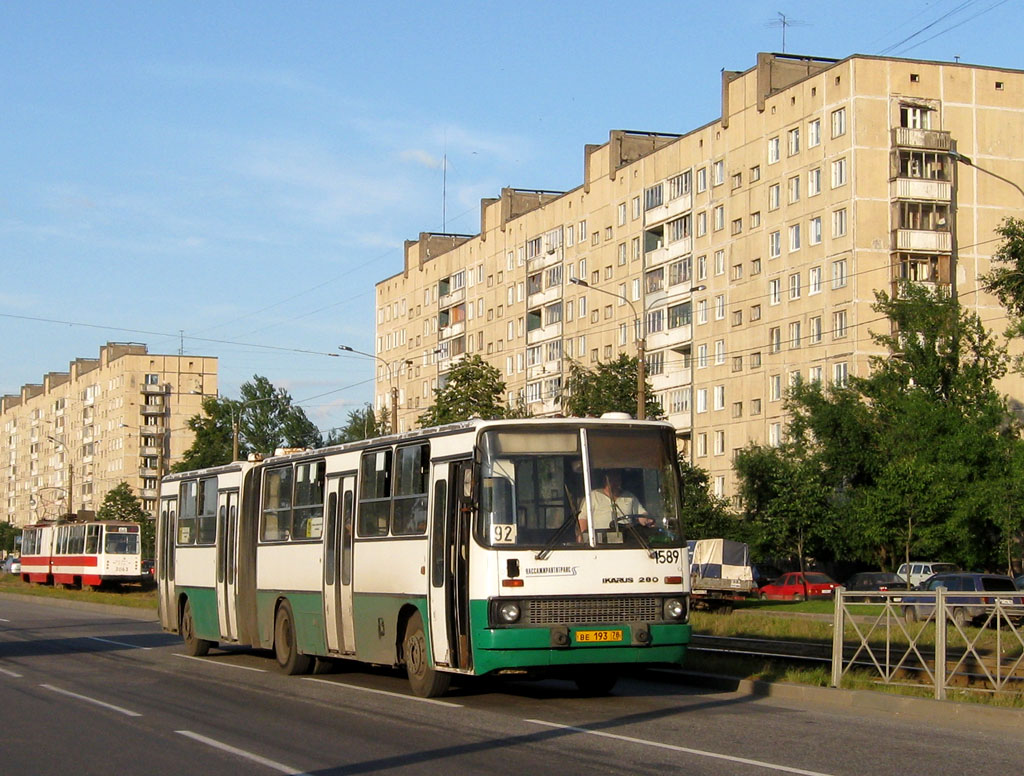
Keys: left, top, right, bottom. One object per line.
{"left": 830, "top": 588, "right": 1024, "bottom": 699}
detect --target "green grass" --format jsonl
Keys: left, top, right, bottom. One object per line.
{"left": 0, "top": 572, "right": 157, "bottom": 609}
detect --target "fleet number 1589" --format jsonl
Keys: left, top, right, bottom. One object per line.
{"left": 653, "top": 549, "right": 680, "bottom": 565}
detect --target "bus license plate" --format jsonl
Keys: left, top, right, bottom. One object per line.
{"left": 575, "top": 629, "right": 623, "bottom": 643}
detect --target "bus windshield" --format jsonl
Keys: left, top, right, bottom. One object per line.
{"left": 104, "top": 531, "right": 140, "bottom": 555}
{"left": 478, "top": 426, "right": 684, "bottom": 550}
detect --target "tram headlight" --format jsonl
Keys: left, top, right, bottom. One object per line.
{"left": 498, "top": 601, "right": 522, "bottom": 624}
{"left": 663, "top": 597, "right": 686, "bottom": 620}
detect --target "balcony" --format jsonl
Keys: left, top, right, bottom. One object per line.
{"left": 140, "top": 404, "right": 166, "bottom": 417}
{"left": 139, "top": 466, "right": 159, "bottom": 478}
{"left": 439, "top": 320, "right": 465, "bottom": 340}
{"left": 648, "top": 325, "right": 692, "bottom": 352}
{"left": 644, "top": 193, "right": 691, "bottom": 228}
{"left": 526, "top": 285, "right": 561, "bottom": 308}
{"left": 526, "top": 322, "right": 562, "bottom": 346}
{"left": 893, "top": 229, "right": 951, "bottom": 252}
{"left": 526, "top": 247, "right": 562, "bottom": 271}
{"left": 892, "top": 178, "right": 951, "bottom": 201}
{"left": 140, "top": 488, "right": 158, "bottom": 499}
{"left": 438, "top": 286, "right": 465, "bottom": 310}
{"left": 140, "top": 445, "right": 161, "bottom": 457}
{"left": 141, "top": 383, "right": 167, "bottom": 395}
{"left": 892, "top": 127, "right": 951, "bottom": 151}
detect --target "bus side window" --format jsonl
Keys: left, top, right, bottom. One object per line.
{"left": 358, "top": 450, "right": 392, "bottom": 537}
{"left": 431, "top": 480, "right": 447, "bottom": 587}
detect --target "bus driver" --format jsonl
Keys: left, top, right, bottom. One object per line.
{"left": 577, "top": 469, "right": 654, "bottom": 535}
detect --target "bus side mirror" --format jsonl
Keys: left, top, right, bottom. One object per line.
{"left": 461, "top": 466, "right": 475, "bottom": 502}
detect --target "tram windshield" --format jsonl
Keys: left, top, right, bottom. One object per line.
{"left": 104, "top": 530, "right": 140, "bottom": 555}
{"left": 478, "top": 426, "right": 684, "bottom": 550}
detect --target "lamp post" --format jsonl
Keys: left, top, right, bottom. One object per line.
{"left": 339, "top": 345, "right": 412, "bottom": 434}
{"left": 569, "top": 277, "right": 646, "bottom": 419}
{"left": 46, "top": 435, "right": 73, "bottom": 519}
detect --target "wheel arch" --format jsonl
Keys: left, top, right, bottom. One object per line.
{"left": 395, "top": 602, "right": 425, "bottom": 664}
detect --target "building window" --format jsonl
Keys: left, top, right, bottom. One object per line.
{"left": 900, "top": 104, "right": 931, "bottom": 129}
{"left": 834, "top": 362, "right": 849, "bottom": 387}
{"left": 808, "top": 167, "right": 821, "bottom": 197}
{"left": 632, "top": 196, "right": 641, "bottom": 220}
{"left": 831, "top": 107, "right": 846, "bottom": 137}
{"left": 769, "top": 231, "right": 781, "bottom": 258}
{"left": 714, "top": 431, "right": 725, "bottom": 455}
{"left": 750, "top": 304, "right": 761, "bottom": 321}
{"left": 769, "top": 327, "right": 781, "bottom": 353}
{"left": 809, "top": 365, "right": 823, "bottom": 383}
{"left": 770, "top": 374, "right": 782, "bottom": 400}
{"left": 789, "top": 272, "right": 801, "bottom": 300}
{"left": 696, "top": 167, "right": 707, "bottom": 192}
{"left": 750, "top": 352, "right": 762, "bottom": 369}
{"left": 832, "top": 157, "right": 847, "bottom": 188}
{"left": 789, "top": 175, "right": 800, "bottom": 203}
{"left": 668, "top": 302, "right": 692, "bottom": 328}
{"left": 714, "top": 339, "right": 725, "bottom": 364}
{"left": 617, "top": 202, "right": 627, "bottom": 226}
{"left": 731, "top": 172, "right": 742, "bottom": 189}
{"left": 732, "top": 309, "right": 743, "bottom": 326}
{"left": 697, "top": 299, "right": 708, "bottom": 325}
{"left": 714, "top": 386, "right": 725, "bottom": 411}
{"left": 697, "top": 344, "right": 708, "bottom": 368}
{"left": 769, "top": 278, "right": 781, "bottom": 305}
{"left": 697, "top": 255, "right": 707, "bottom": 281}
{"left": 788, "top": 127, "right": 800, "bottom": 155}
{"left": 809, "top": 316, "right": 822, "bottom": 343}
{"left": 714, "top": 250, "right": 725, "bottom": 276}
{"left": 809, "top": 266, "right": 822, "bottom": 294}
{"left": 789, "top": 224, "right": 801, "bottom": 251}
{"left": 769, "top": 422, "right": 782, "bottom": 447}
{"left": 696, "top": 433, "right": 707, "bottom": 457}
{"left": 732, "top": 356, "right": 743, "bottom": 372}
{"left": 713, "top": 160, "right": 724, "bottom": 186}
{"left": 715, "top": 295, "right": 725, "bottom": 320}
{"left": 751, "top": 258, "right": 761, "bottom": 275}
{"left": 808, "top": 118, "right": 821, "bottom": 147}
{"left": 696, "top": 211, "right": 707, "bottom": 236}
{"left": 644, "top": 184, "right": 664, "bottom": 211}
{"left": 832, "top": 258, "right": 848, "bottom": 289}
{"left": 732, "top": 263, "right": 744, "bottom": 281}
{"left": 713, "top": 205, "right": 725, "bottom": 231}
{"left": 768, "top": 183, "right": 780, "bottom": 210}
{"left": 832, "top": 208, "right": 847, "bottom": 237}
{"left": 696, "top": 389, "right": 707, "bottom": 413}
{"left": 750, "top": 165, "right": 761, "bottom": 182}
{"left": 810, "top": 217, "right": 822, "bottom": 245}
{"left": 789, "top": 321, "right": 801, "bottom": 348}
{"left": 669, "top": 171, "right": 691, "bottom": 199}
{"left": 833, "top": 309, "right": 848, "bottom": 339}
{"left": 750, "top": 211, "right": 761, "bottom": 228}
{"left": 767, "top": 136, "right": 780, "bottom": 164}
{"left": 731, "top": 218, "right": 743, "bottom": 235}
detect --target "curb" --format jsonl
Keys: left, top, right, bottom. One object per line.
{"left": 0, "top": 591, "right": 158, "bottom": 623}
{"left": 666, "top": 669, "right": 1024, "bottom": 731}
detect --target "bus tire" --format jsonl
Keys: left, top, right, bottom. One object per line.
{"left": 574, "top": 670, "right": 618, "bottom": 696}
{"left": 181, "top": 599, "right": 214, "bottom": 657}
{"left": 403, "top": 611, "right": 450, "bottom": 698}
{"left": 274, "top": 601, "right": 312, "bottom": 675}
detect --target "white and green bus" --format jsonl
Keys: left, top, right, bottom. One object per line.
{"left": 157, "top": 417, "right": 691, "bottom": 696}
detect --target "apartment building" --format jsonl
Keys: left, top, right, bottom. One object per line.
{"left": 374, "top": 52, "right": 1024, "bottom": 502}
{"left": 1, "top": 342, "right": 218, "bottom": 526}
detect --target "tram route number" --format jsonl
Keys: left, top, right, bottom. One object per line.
{"left": 652, "top": 549, "right": 680, "bottom": 565}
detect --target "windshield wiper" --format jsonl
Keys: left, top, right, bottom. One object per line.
{"left": 613, "top": 508, "right": 656, "bottom": 559}
{"left": 535, "top": 514, "right": 580, "bottom": 560}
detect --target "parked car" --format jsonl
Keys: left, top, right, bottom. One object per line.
{"left": 896, "top": 561, "right": 958, "bottom": 589}
{"left": 758, "top": 571, "right": 839, "bottom": 601}
{"left": 3, "top": 557, "right": 21, "bottom": 574}
{"left": 901, "top": 572, "right": 1023, "bottom": 627}
{"left": 844, "top": 571, "right": 906, "bottom": 601}
{"left": 1015, "top": 574, "right": 1024, "bottom": 591}
{"left": 752, "top": 563, "right": 784, "bottom": 589}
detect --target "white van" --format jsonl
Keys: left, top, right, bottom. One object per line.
{"left": 896, "top": 561, "right": 958, "bottom": 588}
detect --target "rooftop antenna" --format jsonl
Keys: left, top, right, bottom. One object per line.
{"left": 179, "top": 330, "right": 184, "bottom": 355}
{"left": 766, "top": 12, "right": 809, "bottom": 53}
{"left": 441, "top": 129, "right": 448, "bottom": 233}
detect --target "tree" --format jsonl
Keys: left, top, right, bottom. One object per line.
{"left": 418, "top": 355, "right": 509, "bottom": 427}
{"left": 325, "top": 403, "right": 387, "bottom": 444}
{"left": 174, "top": 376, "right": 323, "bottom": 471}
{"left": 0, "top": 522, "right": 20, "bottom": 557}
{"left": 97, "top": 482, "right": 154, "bottom": 559}
{"left": 562, "top": 354, "right": 663, "bottom": 419}
{"left": 981, "top": 216, "right": 1024, "bottom": 349}
{"left": 677, "top": 457, "right": 737, "bottom": 540}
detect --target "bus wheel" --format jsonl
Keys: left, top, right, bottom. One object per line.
{"left": 181, "top": 599, "right": 214, "bottom": 657}
{"left": 574, "top": 670, "right": 618, "bottom": 696}
{"left": 403, "top": 612, "right": 450, "bottom": 698}
{"left": 274, "top": 601, "right": 312, "bottom": 675}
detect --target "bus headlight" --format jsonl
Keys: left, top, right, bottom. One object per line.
{"left": 663, "top": 597, "right": 686, "bottom": 620}
{"left": 498, "top": 601, "right": 522, "bottom": 623}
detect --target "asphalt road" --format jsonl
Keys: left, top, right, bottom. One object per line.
{"left": 0, "top": 597, "right": 1020, "bottom": 776}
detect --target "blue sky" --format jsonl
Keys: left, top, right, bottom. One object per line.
{"left": 2, "top": 0, "right": 1020, "bottom": 433}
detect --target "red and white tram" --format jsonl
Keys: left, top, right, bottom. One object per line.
{"left": 20, "top": 520, "right": 143, "bottom": 587}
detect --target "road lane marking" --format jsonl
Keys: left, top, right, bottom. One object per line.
{"left": 41, "top": 684, "right": 142, "bottom": 717}
{"left": 0, "top": 617, "right": 9, "bottom": 622}
{"left": 174, "top": 654, "right": 267, "bottom": 672}
{"left": 303, "top": 676, "right": 463, "bottom": 707}
{"left": 525, "top": 719, "right": 835, "bottom": 776}
{"left": 0, "top": 667, "right": 22, "bottom": 677}
{"left": 176, "top": 730, "right": 310, "bottom": 775}
{"left": 90, "top": 637, "right": 151, "bottom": 650}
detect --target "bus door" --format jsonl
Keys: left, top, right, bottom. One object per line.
{"left": 216, "top": 490, "right": 240, "bottom": 641}
{"left": 324, "top": 473, "right": 357, "bottom": 654}
{"left": 158, "top": 496, "right": 177, "bottom": 631}
{"left": 428, "top": 460, "right": 473, "bottom": 670}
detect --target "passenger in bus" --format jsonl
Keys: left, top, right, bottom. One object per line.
{"left": 577, "top": 469, "right": 653, "bottom": 534}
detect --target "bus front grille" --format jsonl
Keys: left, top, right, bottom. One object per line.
{"left": 525, "top": 596, "right": 661, "bottom": 625}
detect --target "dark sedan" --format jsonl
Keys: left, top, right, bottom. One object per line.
{"left": 844, "top": 571, "right": 906, "bottom": 601}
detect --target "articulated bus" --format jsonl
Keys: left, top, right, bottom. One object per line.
{"left": 157, "top": 417, "right": 691, "bottom": 696}
{"left": 20, "top": 520, "right": 143, "bottom": 588}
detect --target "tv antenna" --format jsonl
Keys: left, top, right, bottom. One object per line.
{"left": 766, "top": 12, "right": 809, "bottom": 53}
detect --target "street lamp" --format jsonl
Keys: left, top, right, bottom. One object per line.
{"left": 339, "top": 346, "right": 412, "bottom": 434}
{"left": 569, "top": 277, "right": 647, "bottom": 419}
{"left": 46, "top": 435, "right": 73, "bottom": 518}
{"left": 949, "top": 149, "right": 1024, "bottom": 200}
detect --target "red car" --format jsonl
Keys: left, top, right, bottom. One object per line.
{"left": 758, "top": 571, "right": 838, "bottom": 601}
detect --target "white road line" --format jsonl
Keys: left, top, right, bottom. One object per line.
{"left": 174, "top": 654, "right": 267, "bottom": 672}
{"left": 303, "top": 677, "right": 463, "bottom": 707}
{"left": 0, "top": 667, "right": 22, "bottom": 677}
{"left": 525, "top": 719, "right": 836, "bottom": 776}
{"left": 176, "top": 730, "right": 310, "bottom": 775}
{"left": 0, "top": 617, "right": 10, "bottom": 622}
{"left": 89, "top": 637, "right": 151, "bottom": 650}
{"left": 41, "top": 684, "right": 142, "bottom": 717}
